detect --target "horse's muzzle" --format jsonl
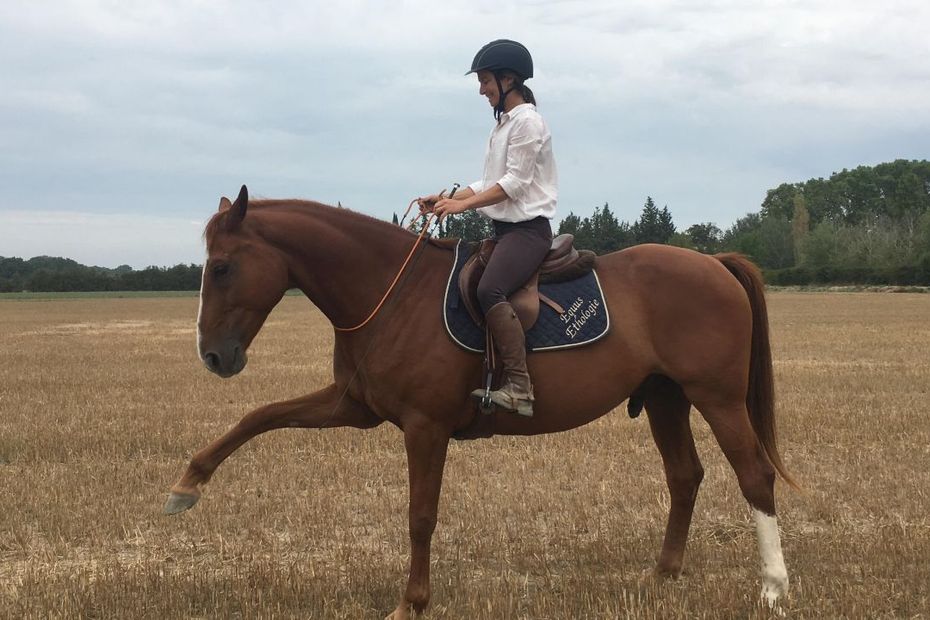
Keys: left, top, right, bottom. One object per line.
{"left": 202, "top": 342, "right": 247, "bottom": 378}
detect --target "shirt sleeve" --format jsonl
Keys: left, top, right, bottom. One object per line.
{"left": 496, "top": 117, "right": 545, "bottom": 202}
{"left": 467, "top": 179, "right": 484, "bottom": 195}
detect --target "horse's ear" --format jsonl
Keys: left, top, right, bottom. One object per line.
{"left": 218, "top": 197, "right": 232, "bottom": 212}
{"left": 226, "top": 185, "right": 249, "bottom": 231}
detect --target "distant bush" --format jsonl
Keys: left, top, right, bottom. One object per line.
{"left": 764, "top": 264, "right": 930, "bottom": 286}
{"left": 0, "top": 257, "right": 202, "bottom": 292}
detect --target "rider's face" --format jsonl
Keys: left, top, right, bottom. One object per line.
{"left": 477, "top": 70, "right": 513, "bottom": 108}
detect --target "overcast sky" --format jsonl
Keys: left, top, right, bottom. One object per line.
{"left": 2, "top": 0, "right": 928, "bottom": 268}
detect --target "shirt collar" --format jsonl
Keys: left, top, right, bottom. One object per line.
{"left": 499, "top": 102, "right": 535, "bottom": 124}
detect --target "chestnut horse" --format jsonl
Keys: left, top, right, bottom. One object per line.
{"left": 165, "top": 186, "right": 794, "bottom": 618}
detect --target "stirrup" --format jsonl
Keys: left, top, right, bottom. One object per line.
{"left": 490, "top": 391, "right": 534, "bottom": 417}
{"left": 470, "top": 387, "right": 496, "bottom": 415}
{"left": 470, "top": 387, "right": 534, "bottom": 417}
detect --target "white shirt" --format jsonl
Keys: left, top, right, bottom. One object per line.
{"left": 467, "top": 103, "right": 558, "bottom": 222}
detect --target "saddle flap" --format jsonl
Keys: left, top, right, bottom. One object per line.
{"left": 509, "top": 274, "right": 541, "bottom": 330}
{"left": 458, "top": 239, "right": 539, "bottom": 331}
{"left": 457, "top": 245, "right": 488, "bottom": 328}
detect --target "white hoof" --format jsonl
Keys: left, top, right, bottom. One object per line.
{"left": 761, "top": 571, "right": 788, "bottom": 611}
{"left": 163, "top": 491, "right": 200, "bottom": 515}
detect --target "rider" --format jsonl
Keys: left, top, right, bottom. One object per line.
{"left": 419, "top": 39, "right": 557, "bottom": 417}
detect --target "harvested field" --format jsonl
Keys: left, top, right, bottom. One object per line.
{"left": 1, "top": 292, "right": 929, "bottom": 618}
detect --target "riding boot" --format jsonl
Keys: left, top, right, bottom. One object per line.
{"left": 471, "top": 301, "right": 535, "bottom": 417}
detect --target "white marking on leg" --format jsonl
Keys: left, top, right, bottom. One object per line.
{"left": 196, "top": 262, "right": 207, "bottom": 362}
{"left": 753, "top": 508, "right": 789, "bottom": 607}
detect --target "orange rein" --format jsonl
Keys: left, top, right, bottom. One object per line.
{"left": 332, "top": 199, "right": 438, "bottom": 332}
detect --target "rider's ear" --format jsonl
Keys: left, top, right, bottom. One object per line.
{"left": 225, "top": 185, "right": 249, "bottom": 231}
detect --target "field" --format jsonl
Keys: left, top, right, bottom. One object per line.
{"left": 1, "top": 292, "right": 929, "bottom": 618}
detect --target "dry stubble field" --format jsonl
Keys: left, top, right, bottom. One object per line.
{"left": 1, "top": 291, "right": 929, "bottom": 619}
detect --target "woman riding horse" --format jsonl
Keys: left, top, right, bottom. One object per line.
{"left": 419, "top": 39, "right": 556, "bottom": 417}
{"left": 166, "top": 43, "right": 795, "bottom": 620}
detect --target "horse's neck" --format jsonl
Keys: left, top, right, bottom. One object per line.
{"left": 262, "top": 205, "right": 431, "bottom": 328}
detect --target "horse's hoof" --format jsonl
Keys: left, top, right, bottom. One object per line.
{"left": 761, "top": 579, "right": 788, "bottom": 615}
{"left": 638, "top": 566, "right": 681, "bottom": 588}
{"left": 163, "top": 491, "right": 200, "bottom": 515}
{"left": 384, "top": 604, "right": 412, "bottom": 620}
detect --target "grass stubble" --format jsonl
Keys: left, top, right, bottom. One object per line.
{"left": 1, "top": 292, "right": 928, "bottom": 618}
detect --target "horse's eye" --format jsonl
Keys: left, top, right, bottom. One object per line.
{"left": 212, "top": 263, "right": 230, "bottom": 278}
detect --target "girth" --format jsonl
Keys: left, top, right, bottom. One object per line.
{"left": 458, "top": 233, "right": 596, "bottom": 330}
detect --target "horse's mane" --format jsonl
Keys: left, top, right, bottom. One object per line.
{"left": 203, "top": 198, "right": 418, "bottom": 244}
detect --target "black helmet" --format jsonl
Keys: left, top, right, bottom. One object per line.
{"left": 466, "top": 39, "right": 533, "bottom": 80}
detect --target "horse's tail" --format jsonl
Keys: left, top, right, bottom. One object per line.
{"left": 714, "top": 253, "right": 798, "bottom": 489}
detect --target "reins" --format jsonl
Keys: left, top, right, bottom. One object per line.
{"left": 333, "top": 188, "right": 454, "bottom": 332}
{"left": 332, "top": 207, "right": 436, "bottom": 332}
{"left": 322, "top": 191, "right": 452, "bottom": 426}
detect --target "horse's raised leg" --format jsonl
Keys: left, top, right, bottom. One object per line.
{"left": 643, "top": 379, "right": 703, "bottom": 579}
{"left": 387, "top": 418, "right": 450, "bottom": 620}
{"left": 692, "top": 397, "right": 788, "bottom": 607}
{"left": 164, "top": 383, "right": 381, "bottom": 514}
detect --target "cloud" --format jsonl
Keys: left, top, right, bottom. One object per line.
{"left": 0, "top": 210, "right": 207, "bottom": 268}
{"left": 2, "top": 0, "right": 929, "bottom": 266}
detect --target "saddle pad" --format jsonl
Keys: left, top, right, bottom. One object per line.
{"left": 443, "top": 240, "right": 610, "bottom": 353}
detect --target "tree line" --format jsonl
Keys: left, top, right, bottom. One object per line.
{"left": 435, "top": 159, "right": 930, "bottom": 285}
{"left": 3, "top": 159, "right": 928, "bottom": 292}
{"left": 0, "top": 256, "right": 202, "bottom": 293}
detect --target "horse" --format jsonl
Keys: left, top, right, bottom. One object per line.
{"left": 165, "top": 185, "right": 795, "bottom": 618}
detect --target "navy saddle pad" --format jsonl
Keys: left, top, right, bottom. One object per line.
{"left": 443, "top": 240, "right": 610, "bottom": 353}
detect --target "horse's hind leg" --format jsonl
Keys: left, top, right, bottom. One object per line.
{"left": 690, "top": 394, "right": 788, "bottom": 606}
{"left": 164, "top": 384, "right": 381, "bottom": 515}
{"left": 643, "top": 377, "right": 704, "bottom": 578}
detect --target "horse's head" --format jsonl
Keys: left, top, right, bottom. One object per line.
{"left": 197, "top": 185, "right": 290, "bottom": 377}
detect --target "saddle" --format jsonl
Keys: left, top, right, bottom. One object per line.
{"left": 458, "top": 233, "right": 596, "bottom": 330}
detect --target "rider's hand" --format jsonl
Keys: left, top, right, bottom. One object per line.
{"left": 417, "top": 194, "right": 443, "bottom": 215}
{"left": 434, "top": 198, "right": 471, "bottom": 220}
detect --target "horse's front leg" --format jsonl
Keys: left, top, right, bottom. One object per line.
{"left": 164, "top": 383, "right": 380, "bottom": 514}
{"left": 387, "top": 418, "right": 451, "bottom": 620}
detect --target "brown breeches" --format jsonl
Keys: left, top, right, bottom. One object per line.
{"left": 477, "top": 216, "right": 553, "bottom": 315}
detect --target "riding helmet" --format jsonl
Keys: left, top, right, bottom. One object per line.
{"left": 466, "top": 39, "right": 534, "bottom": 80}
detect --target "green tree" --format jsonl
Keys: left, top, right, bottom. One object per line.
{"left": 658, "top": 206, "right": 676, "bottom": 241}
{"left": 557, "top": 212, "right": 582, "bottom": 236}
{"left": 633, "top": 197, "right": 674, "bottom": 244}
{"left": 917, "top": 210, "right": 930, "bottom": 255}
{"left": 667, "top": 232, "right": 696, "bottom": 250}
{"left": 802, "top": 220, "right": 838, "bottom": 267}
{"left": 756, "top": 217, "right": 795, "bottom": 269}
{"left": 760, "top": 161, "right": 930, "bottom": 230}
{"left": 791, "top": 194, "right": 810, "bottom": 264}
{"left": 685, "top": 223, "right": 722, "bottom": 254}
{"left": 558, "top": 208, "right": 632, "bottom": 254}
{"left": 761, "top": 183, "right": 798, "bottom": 221}
{"left": 721, "top": 213, "right": 763, "bottom": 258}
{"left": 581, "top": 204, "right": 629, "bottom": 254}
{"left": 721, "top": 213, "right": 793, "bottom": 268}
{"left": 439, "top": 210, "right": 494, "bottom": 242}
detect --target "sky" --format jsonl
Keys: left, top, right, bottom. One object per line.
{"left": 1, "top": 0, "right": 928, "bottom": 268}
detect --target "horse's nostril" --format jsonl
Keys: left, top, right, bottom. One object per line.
{"left": 204, "top": 352, "right": 220, "bottom": 372}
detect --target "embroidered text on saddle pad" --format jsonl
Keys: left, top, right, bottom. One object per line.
{"left": 443, "top": 240, "right": 610, "bottom": 352}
